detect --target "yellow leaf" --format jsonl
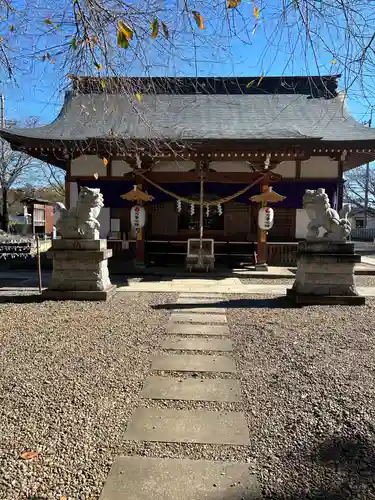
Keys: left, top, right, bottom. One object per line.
{"left": 103, "top": 157, "right": 108, "bottom": 166}
{"left": 118, "top": 21, "right": 133, "bottom": 41}
{"left": 21, "top": 451, "right": 39, "bottom": 460}
{"left": 95, "top": 62, "right": 102, "bottom": 71}
{"left": 331, "top": 59, "right": 337, "bottom": 64}
{"left": 227, "top": 0, "right": 241, "bottom": 8}
{"left": 93, "top": 173, "right": 99, "bottom": 180}
{"left": 135, "top": 93, "right": 142, "bottom": 103}
{"left": 246, "top": 79, "right": 255, "bottom": 88}
{"left": 9, "top": 25, "right": 15, "bottom": 32}
{"left": 191, "top": 11, "right": 204, "bottom": 30}
{"left": 254, "top": 5, "right": 259, "bottom": 19}
{"left": 44, "top": 18, "right": 53, "bottom": 25}
{"left": 151, "top": 18, "right": 159, "bottom": 39}
{"left": 117, "top": 31, "right": 129, "bottom": 49}
{"left": 257, "top": 74, "right": 264, "bottom": 86}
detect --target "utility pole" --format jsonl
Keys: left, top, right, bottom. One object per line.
{"left": 0, "top": 94, "right": 7, "bottom": 232}
{"left": 0, "top": 94, "right": 4, "bottom": 128}
{"left": 364, "top": 109, "right": 373, "bottom": 229}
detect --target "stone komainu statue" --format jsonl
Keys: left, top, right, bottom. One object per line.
{"left": 303, "top": 188, "right": 351, "bottom": 241}
{"left": 55, "top": 187, "right": 104, "bottom": 239}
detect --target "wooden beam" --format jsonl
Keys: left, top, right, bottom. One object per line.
{"left": 145, "top": 171, "right": 268, "bottom": 184}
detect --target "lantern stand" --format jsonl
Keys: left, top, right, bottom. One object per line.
{"left": 250, "top": 185, "right": 286, "bottom": 271}
{"left": 198, "top": 166, "right": 205, "bottom": 269}
{"left": 121, "top": 184, "right": 153, "bottom": 269}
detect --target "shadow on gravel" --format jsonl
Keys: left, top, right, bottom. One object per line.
{"left": 152, "top": 297, "right": 296, "bottom": 310}
{"left": 259, "top": 435, "right": 375, "bottom": 500}
{"left": 0, "top": 294, "right": 44, "bottom": 304}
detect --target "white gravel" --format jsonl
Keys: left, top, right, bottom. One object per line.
{"left": 240, "top": 276, "right": 375, "bottom": 286}
{"left": 2, "top": 291, "right": 375, "bottom": 499}
{"left": 0, "top": 292, "right": 173, "bottom": 499}
{"left": 228, "top": 294, "right": 375, "bottom": 499}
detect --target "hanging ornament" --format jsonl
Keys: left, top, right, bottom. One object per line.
{"left": 176, "top": 199, "right": 182, "bottom": 213}
{"left": 206, "top": 205, "right": 210, "bottom": 217}
{"left": 217, "top": 203, "right": 223, "bottom": 216}
{"left": 190, "top": 203, "right": 195, "bottom": 216}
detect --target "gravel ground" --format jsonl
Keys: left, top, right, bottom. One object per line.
{"left": 240, "top": 276, "right": 375, "bottom": 287}
{"left": 3, "top": 291, "right": 375, "bottom": 499}
{"left": 228, "top": 294, "right": 375, "bottom": 499}
{"left": 0, "top": 292, "right": 173, "bottom": 500}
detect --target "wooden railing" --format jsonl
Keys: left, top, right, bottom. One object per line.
{"left": 267, "top": 243, "right": 297, "bottom": 266}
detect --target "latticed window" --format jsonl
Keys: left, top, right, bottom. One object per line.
{"left": 152, "top": 203, "right": 165, "bottom": 212}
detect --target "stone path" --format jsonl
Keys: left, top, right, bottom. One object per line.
{"left": 99, "top": 292, "right": 260, "bottom": 500}
{"left": 117, "top": 278, "right": 375, "bottom": 296}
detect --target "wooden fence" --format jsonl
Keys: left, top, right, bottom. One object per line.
{"left": 267, "top": 243, "right": 298, "bottom": 266}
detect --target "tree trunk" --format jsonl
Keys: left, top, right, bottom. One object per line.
{"left": 1, "top": 187, "right": 9, "bottom": 232}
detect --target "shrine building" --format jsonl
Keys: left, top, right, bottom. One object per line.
{"left": 2, "top": 74, "right": 375, "bottom": 268}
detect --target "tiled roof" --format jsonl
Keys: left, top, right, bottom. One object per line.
{"left": 2, "top": 76, "right": 375, "bottom": 144}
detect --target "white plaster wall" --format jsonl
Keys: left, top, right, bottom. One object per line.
{"left": 152, "top": 160, "right": 195, "bottom": 172}
{"left": 69, "top": 181, "right": 78, "bottom": 209}
{"left": 301, "top": 157, "right": 338, "bottom": 178}
{"left": 98, "top": 207, "right": 110, "bottom": 238}
{"left": 295, "top": 208, "right": 325, "bottom": 238}
{"left": 112, "top": 160, "right": 132, "bottom": 176}
{"left": 272, "top": 161, "right": 296, "bottom": 178}
{"left": 71, "top": 155, "right": 107, "bottom": 177}
{"left": 209, "top": 161, "right": 251, "bottom": 172}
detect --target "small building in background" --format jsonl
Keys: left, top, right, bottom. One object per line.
{"left": 349, "top": 207, "right": 375, "bottom": 230}
{"left": 21, "top": 197, "right": 54, "bottom": 236}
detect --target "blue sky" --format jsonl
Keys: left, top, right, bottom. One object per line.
{"left": 1, "top": 0, "right": 374, "bottom": 126}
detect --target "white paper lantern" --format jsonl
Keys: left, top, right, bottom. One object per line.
{"left": 206, "top": 205, "right": 210, "bottom": 217}
{"left": 130, "top": 205, "right": 146, "bottom": 229}
{"left": 258, "top": 207, "right": 274, "bottom": 231}
{"left": 190, "top": 203, "right": 195, "bottom": 216}
{"left": 177, "top": 199, "right": 182, "bottom": 213}
{"left": 217, "top": 203, "right": 223, "bottom": 216}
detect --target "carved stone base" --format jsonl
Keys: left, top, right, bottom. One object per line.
{"left": 286, "top": 288, "right": 365, "bottom": 306}
{"left": 287, "top": 241, "right": 365, "bottom": 306}
{"left": 42, "top": 239, "right": 116, "bottom": 301}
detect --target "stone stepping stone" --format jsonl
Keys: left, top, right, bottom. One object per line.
{"left": 124, "top": 408, "right": 249, "bottom": 445}
{"left": 151, "top": 354, "right": 236, "bottom": 373}
{"left": 166, "top": 323, "right": 230, "bottom": 336}
{"left": 161, "top": 337, "right": 233, "bottom": 351}
{"left": 171, "top": 307, "right": 226, "bottom": 314}
{"left": 169, "top": 313, "right": 227, "bottom": 324}
{"left": 141, "top": 376, "right": 241, "bottom": 402}
{"left": 176, "top": 297, "right": 225, "bottom": 304}
{"left": 179, "top": 293, "right": 224, "bottom": 299}
{"left": 99, "top": 456, "right": 260, "bottom": 500}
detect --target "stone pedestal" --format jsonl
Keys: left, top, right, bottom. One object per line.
{"left": 287, "top": 241, "right": 365, "bottom": 305}
{"left": 42, "top": 239, "right": 116, "bottom": 301}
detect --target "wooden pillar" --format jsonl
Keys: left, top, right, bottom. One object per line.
{"left": 337, "top": 159, "right": 344, "bottom": 211}
{"left": 255, "top": 183, "right": 269, "bottom": 270}
{"left": 65, "top": 161, "right": 71, "bottom": 209}
{"left": 135, "top": 180, "right": 145, "bottom": 268}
